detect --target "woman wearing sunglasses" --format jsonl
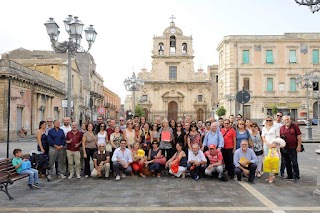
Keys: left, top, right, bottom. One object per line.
{"left": 261, "top": 116, "right": 280, "bottom": 183}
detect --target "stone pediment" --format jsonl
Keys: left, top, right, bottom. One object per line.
{"left": 162, "top": 90, "right": 184, "bottom": 98}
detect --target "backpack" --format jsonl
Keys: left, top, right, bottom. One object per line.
{"left": 220, "top": 171, "right": 229, "bottom": 182}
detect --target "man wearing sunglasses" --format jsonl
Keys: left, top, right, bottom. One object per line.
{"left": 274, "top": 111, "right": 285, "bottom": 177}
{"left": 119, "top": 117, "right": 126, "bottom": 131}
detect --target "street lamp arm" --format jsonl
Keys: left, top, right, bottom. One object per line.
{"left": 51, "top": 41, "right": 68, "bottom": 53}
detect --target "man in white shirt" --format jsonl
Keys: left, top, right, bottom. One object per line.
{"left": 60, "top": 117, "right": 72, "bottom": 136}
{"left": 59, "top": 117, "right": 71, "bottom": 175}
{"left": 274, "top": 111, "right": 286, "bottom": 177}
{"left": 188, "top": 144, "right": 207, "bottom": 180}
{"left": 112, "top": 139, "right": 133, "bottom": 181}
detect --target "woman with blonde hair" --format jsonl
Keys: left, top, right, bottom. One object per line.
{"left": 261, "top": 116, "right": 280, "bottom": 183}
{"left": 159, "top": 119, "right": 174, "bottom": 160}
{"left": 123, "top": 120, "right": 135, "bottom": 149}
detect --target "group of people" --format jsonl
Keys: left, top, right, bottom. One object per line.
{"left": 13, "top": 112, "right": 303, "bottom": 189}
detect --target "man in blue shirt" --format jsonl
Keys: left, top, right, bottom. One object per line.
{"left": 234, "top": 139, "right": 257, "bottom": 184}
{"left": 202, "top": 122, "right": 224, "bottom": 151}
{"left": 48, "top": 120, "right": 66, "bottom": 180}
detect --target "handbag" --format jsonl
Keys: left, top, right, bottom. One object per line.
{"left": 170, "top": 157, "right": 180, "bottom": 174}
{"left": 154, "top": 156, "right": 166, "bottom": 165}
{"left": 106, "top": 143, "right": 112, "bottom": 152}
{"left": 21, "top": 160, "right": 31, "bottom": 170}
{"left": 263, "top": 148, "right": 279, "bottom": 173}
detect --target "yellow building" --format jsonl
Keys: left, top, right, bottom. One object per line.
{"left": 0, "top": 57, "right": 65, "bottom": 141}
{"left": 136, "top": 20, "right": 214, "bottom": 122}
{"left": 217, "top": 33, "right": 320, "bottom": 121}
{"left": 103, "top": 86, "right": 121, "bottom": 119}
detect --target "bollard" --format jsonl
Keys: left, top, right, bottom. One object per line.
{"left": 313, "top": 147, "right": 320, "bottom": 196}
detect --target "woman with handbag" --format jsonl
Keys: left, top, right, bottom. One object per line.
{"left": 145, "top": 140, "right": 163, "bottom": 177}
{"left": 159, "top": 120, "right": 174, "bottom": 160}
{"left": 261, "top": 116, "right": 280, "bottom": 183}
{"left": 165, "top": 143, "right": 187, "bottom": 178}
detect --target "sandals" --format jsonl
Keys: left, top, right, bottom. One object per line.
{"left": 139, "top": 173, "right": 146, "bottom": 178}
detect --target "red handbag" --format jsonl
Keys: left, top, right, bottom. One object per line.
{"left": 170, "top": 158, "right": 180, "bottom": 174}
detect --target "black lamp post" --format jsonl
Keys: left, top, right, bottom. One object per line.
{"left": 44, "top": 15, "right": 97, "bottom": 118}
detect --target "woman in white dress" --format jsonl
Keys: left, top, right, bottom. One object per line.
{"left": 261, "top": 116, "right": 280, "bottom": 183}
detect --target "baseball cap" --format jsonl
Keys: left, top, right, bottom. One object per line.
{"left": 209, "top": 144, "right": 216, "bottom": 149}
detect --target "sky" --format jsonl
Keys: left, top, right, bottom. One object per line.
{"left": 1, "top": 0, "right": 319, "bottom": 103}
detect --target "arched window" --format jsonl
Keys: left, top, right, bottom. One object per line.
{"left": 158, "top": 42, "right": 164, "bottom": 55}
{"left": 182, "top": 43, "right": 187, "bottom": 55}
{"left": 170, "top": 36, "right": 176, "bottom": 54}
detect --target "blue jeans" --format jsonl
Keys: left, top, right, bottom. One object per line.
{"left": 18, "top": 168, "right": 39, "bottom": 185}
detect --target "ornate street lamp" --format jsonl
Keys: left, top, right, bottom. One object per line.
{"left": 295, "top": 0, "right": 320, "bottom": 13}
{"left": 44, "top": 15, "right": 97, "bottom": 117}
{"left": 123, "top": 72, "right": 144, "bottom": 111}
{"left": 296, "top": 72, "right": 320, "bottom": 140}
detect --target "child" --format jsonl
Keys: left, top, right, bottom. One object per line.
{"left": 12, "top": 148, "right": 41, "bottom": 190}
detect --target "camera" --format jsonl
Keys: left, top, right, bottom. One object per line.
{"left": 280, "top": 135, "right": 286, "bottom": 140}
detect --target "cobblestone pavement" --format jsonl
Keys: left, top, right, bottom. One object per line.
{"left": 0, "top": 137, "right": 319, "bottom": 212}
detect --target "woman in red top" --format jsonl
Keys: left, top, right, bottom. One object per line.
{"left": 220, "top": 119, "right": 237, "bottom": 178}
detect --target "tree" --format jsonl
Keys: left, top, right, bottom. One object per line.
{"left": 271, "top": 105, "right": 278, "bottom": 116}
{"left": 134, "top": 104, "right": 145, "bottom": 117}
{"left": 216, "top": 106, "right": 226, "bottom": 117}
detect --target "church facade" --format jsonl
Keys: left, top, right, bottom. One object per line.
{"left": 136, "top": 21, "right": 214, "bottom": 122}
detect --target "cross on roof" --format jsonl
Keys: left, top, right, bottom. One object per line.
{"left": 170, "top": 15, "right": 176, "bottom": 23}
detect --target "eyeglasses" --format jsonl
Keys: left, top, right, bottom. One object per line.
{"left": 99, "top": 146, "right": 105, "bottom": 148}
{"left": 191, "top": 126, "right": 196, "bottom": 128}
{"left": 266, "top": 120, "right": 272, "bottom": 122}
{"left": 224, "top": 123, "right": 230, "bottom": 125}
{"left": 276, "top": 115, "right": 282, "bottom": 117}
{"left": 177, "top": 125, "right": 182, "bottom": 127}
{"left": 47, "top": 121, "right": 52, "bottom": 122}
{"left": 120, "top": 120, "right": 124, "bottom": 121}
{"left": 100, "top": 126, "right": 105, "bottom": 128}
{"left": 209, "top": 148, "right": 215, "bottom": 150}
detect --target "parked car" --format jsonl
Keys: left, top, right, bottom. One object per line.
{"left": 312, "top": 118, "right": 319, "bottom": 125}
{"left": 295, "top": 118, "right": 309, "bottom": 125}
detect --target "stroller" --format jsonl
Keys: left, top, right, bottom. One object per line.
{"left": 29, "top": 151, "right": 50, "bottom": 182}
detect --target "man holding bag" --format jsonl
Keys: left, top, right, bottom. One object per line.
{"left": 280, "top": 116, "right": 302, "bottom": 182}
{"left": 234, "top": 140, "right": 257, "bottom": 184}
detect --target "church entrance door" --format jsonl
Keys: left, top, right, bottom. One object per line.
{"left": 168, "top": 101, "right": 178, "bottom": 121}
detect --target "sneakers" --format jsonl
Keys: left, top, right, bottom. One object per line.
{"left": 59, "top": 174, "right": 66, "bottom": 179}
{"left": 28, "top": 184, "right": 33, "bottom": 190}
{"left": 47, "top": 175, "right": 52, "bottom": 181}
{"left": 115, "top": 175, "right": 121, "bottom": 181}
{"left": 33, "top": 184, "right": 41, "bottom": 189}
{"left": 68, "top": 175, "right": 73, "bottom": 180}
{"left": 121, "top": 174, "right": 126, "bottom": 178}
{"left": 84, "top": 175, "right": 89, "bottom": 178}
{"left": 77, "top": 175, "right": 81, "bottom": 179}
